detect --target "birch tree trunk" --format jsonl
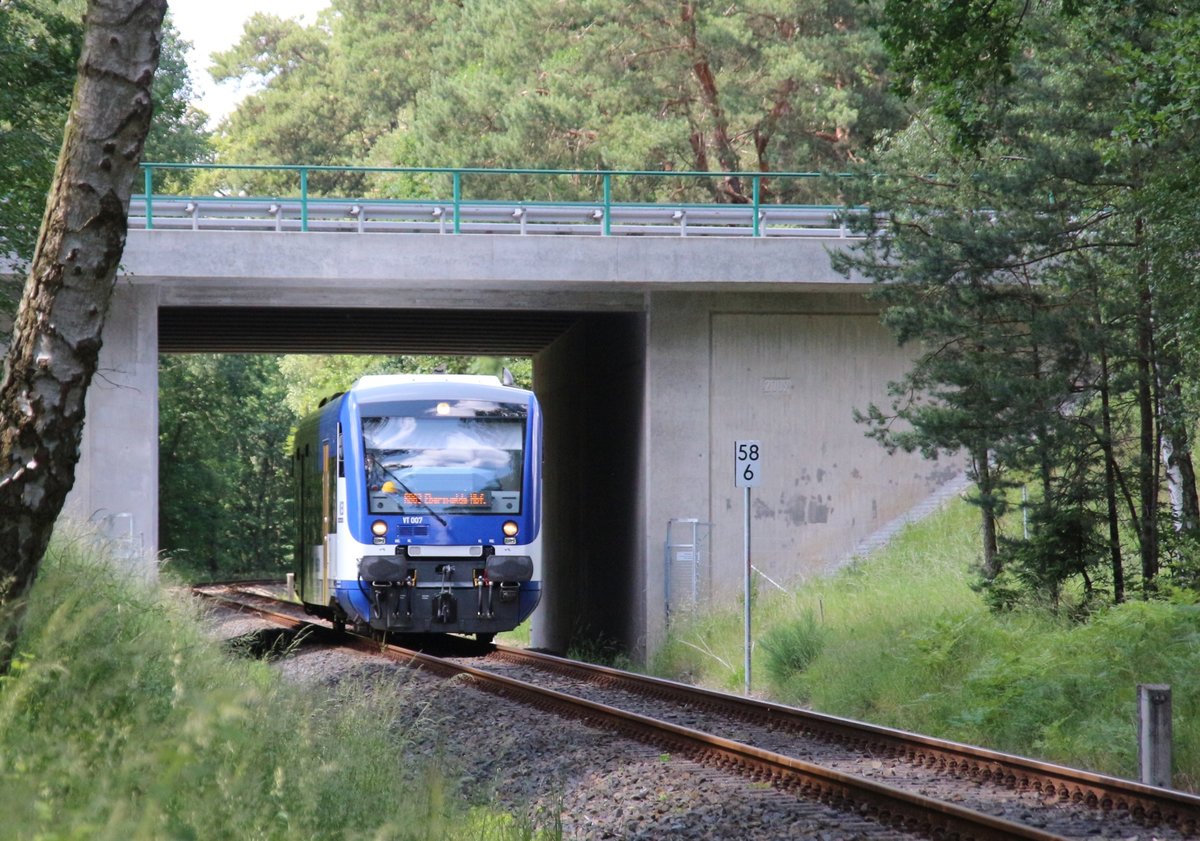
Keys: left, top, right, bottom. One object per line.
{"left": 0, "top": 0, "right": 166, "bottom": 671}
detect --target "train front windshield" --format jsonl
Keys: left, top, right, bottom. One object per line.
{"left": 363, "top": 412, "right": 526, "bottom": 515}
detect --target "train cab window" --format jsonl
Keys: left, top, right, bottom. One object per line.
{"left": 362, "top": 410, "right": 524, "bottom": 515}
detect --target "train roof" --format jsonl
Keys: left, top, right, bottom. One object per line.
{"left": 353, "top": 374, "right": 503, "bottom": 389}
{"left": 348, "top": 374, "right": 532, "bottom": 405}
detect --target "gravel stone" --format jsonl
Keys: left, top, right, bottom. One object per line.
{"left": 203, "top": 606, "right": 1184, "bottom": 840}
{"left": 203, "top": 606, "right": 923, "bottom": 838}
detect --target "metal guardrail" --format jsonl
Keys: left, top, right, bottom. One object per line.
{"left": 133, "top": 163, "right": 866, "bottom": 238}
{"left": 127, "top": 196, "right": 856, "bottom": 237}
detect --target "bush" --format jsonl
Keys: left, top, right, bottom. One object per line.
{"left": 652, "top": 498, "right": 1200, "bottom": 790}
{"left": 950, "top": 599, "right": 1200, "bottom": 786}
{"left": 759, "top": 610, "right": 825, "bottom": 698}
{"left": 0, "top": 537, "right": 553, "bottom": 839}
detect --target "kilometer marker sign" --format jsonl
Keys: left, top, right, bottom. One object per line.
{"left": 734, "top": 440, "right": 762, "bottom": 487}
{"left": 734, "top": 440, "right": 761, "bottom": 694}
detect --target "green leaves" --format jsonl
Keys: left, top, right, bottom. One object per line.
{"left": 0, "top": 0, "right": 81, "bottom": 265}
{"left": 0, "top": 4, "right": 211, "bottom": 269}
{"left": 209, "top": 4, "right": 420, "bottom": 178}
{"left": 159, "top": 355, "right": 294, "bottom": 578}
{"left": 847, "top": 2, "right": 1200, "bottom": 604}
{"left": 205, "top": 0, "right": 901, "bottom": 194}
{"left": 873, "top": 0, "right": 1027, "bottom": 148}
{"left": 159, "top": 353, "right": 532, "bottom": 579}
{"left": 144, "top": 17, "right": 214, "bottom": 179}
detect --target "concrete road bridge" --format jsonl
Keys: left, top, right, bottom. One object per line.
{"left": 59, "top": 164, "right": 960, "bottom": 657}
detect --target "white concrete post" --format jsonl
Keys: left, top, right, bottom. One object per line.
{"left": 1138, "top": 683, "right": 1172, "bottom": 788}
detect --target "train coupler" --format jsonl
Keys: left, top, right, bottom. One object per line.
{"left": 432, "top": 592, "right": 458, "bottom": 624}
{"left": 432, "top": 566, "right": 458, "bottom": 624}
{"left": 475, "top": 577, "right": 495, "bottom": 618}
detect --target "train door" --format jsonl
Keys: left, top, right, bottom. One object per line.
{"left": 293, "top": 443, "right": 307, "bottom": 599}
{"left": 320, "top": 438, "right": 336, "bottom": 603}
{"left": 295, "top": 441, "right": 326, "bottom": 604}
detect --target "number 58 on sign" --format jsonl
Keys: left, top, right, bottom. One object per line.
{"left": 735, "top": 440, "right": 762, "bottom": 488}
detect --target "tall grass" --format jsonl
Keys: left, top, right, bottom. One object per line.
{"left": 652, "top": 499, "right": 1200, "bottom": 789}
{"left": 0, "top": 536, "right": 552, "bottom": 840}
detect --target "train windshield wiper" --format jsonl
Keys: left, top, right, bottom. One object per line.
{"left": 379, "top": 462, "right": 448, "bottom": 527}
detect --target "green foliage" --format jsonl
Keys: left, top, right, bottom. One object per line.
{"left": 159, "top": 353, "right": 533, "bottom": 582}
{"left": 1161, "top": 529, "right": 1200, "bottom": 593}
{"left": 949, "top": 600, "right": 1200, "bottom": 787}
{"left": 206, "top": 3, "right": 429, "bottom": 195}
{"left": 652, "top": 606, "right": 747, "bottom": 694}
{"left": 495, "top": 620, "right": 532, "bottom": 649}
{"left": 143, "top": 17, "right": 214, "bottom": 184}
{"left": 839, "top": 2, "right": 1200, "bottom": 603}
{"left": 872, "top": 0, "right": 1026, "bottom": 147}
{"left": 0, "top": 5, "right": 210, "bottom": 269}
{"left": 654, "top": 498, "right": 986, "bottom": 699}
{"left": 279, "top": 353, "right": 407, "bottom": 418}
{"left": 203, "top": 0, "right": 901, "bottom": 202}
{"left": 653, "top": 498, "right": 1200, "bottom": 788}
{"left": 759, "top": 609, "right": 825, "bottom": 694}
{"left": 159, "top": 354, "right": 294, "bottom": 578}
{"left": 0, "top": 0, "right": 81, "bottom": 267}
{"left": 457, "top": 0, "right": 898, "bottom": 181}
{"left": 0, "top": 537, "right": 554, "bottom": 838}
{"left": 984, "top": 494, "right": 1109, "bottom": 615}
{"left": 565, "top": 627, "right": 637, "bottom": 673}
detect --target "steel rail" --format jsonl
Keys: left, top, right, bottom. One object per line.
{"left": 197, "top": 589, "right": 1073, "bottom": 840}
{"left": 398, "top": 656, "right": 1067, "bottom": 840}
{"left": 490, "top": 643, "right": 1200, "bottom": 833}
{"left": 199, "top": 586, "right": 1200, "bottom": 833}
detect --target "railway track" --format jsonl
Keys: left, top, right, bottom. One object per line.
{"left": 472, "top": 646, "right": 1199, "bottom": 839}
{"left": 197, "top": 585, "right": 1200, "bottom": 840}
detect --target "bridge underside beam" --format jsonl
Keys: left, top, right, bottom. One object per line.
{"left": 159, "top": 306, "right": 581, "bottom": 356}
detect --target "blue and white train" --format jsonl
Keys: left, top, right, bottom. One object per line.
{"left": 291, "top": 374, "right": 542, "bottom": 640}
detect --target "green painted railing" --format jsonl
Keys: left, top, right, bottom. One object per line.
{"left": 139, "top": 163, "right": 848, "bottom": 235}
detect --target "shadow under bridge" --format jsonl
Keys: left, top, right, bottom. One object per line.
{"left": 158, "top": 304, "right": 648, "bottom": 657}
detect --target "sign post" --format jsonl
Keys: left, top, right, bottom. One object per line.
{"left": 734, "top": 440, "right": 761, "bottom": 695}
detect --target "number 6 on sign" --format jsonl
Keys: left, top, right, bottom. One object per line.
{"left": 735, "top": 440, "right": 762, "bottom": 488}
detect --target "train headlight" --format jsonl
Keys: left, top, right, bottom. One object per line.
{"left": 371, "top": 519, "right": 389, "bottom": 537}
{"left": 502, "top": 520, "right": 519, "bottom": 538}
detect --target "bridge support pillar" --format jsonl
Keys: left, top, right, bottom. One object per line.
{"left": 63, "top": 279, "right": 159, "bottom": 575}
{"left": 643, "top": 293, "right": 712, "bottom": 656}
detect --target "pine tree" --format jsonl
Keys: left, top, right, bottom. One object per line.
{"left": 841, "top": 1, "right": 1200, "bottom": 604}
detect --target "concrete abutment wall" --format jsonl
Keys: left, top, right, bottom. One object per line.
{"left": 640, "top": 291, "right": 959, "bottom": 654}
{"left": 64, "top": 280, "right": 159, "bottom": 575}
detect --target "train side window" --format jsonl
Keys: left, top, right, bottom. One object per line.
{"left": 337, "top": 424, "right": 344, "bottom": 477}
{"left": 321, "top": 441, "right": 334, "bottom": 534}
